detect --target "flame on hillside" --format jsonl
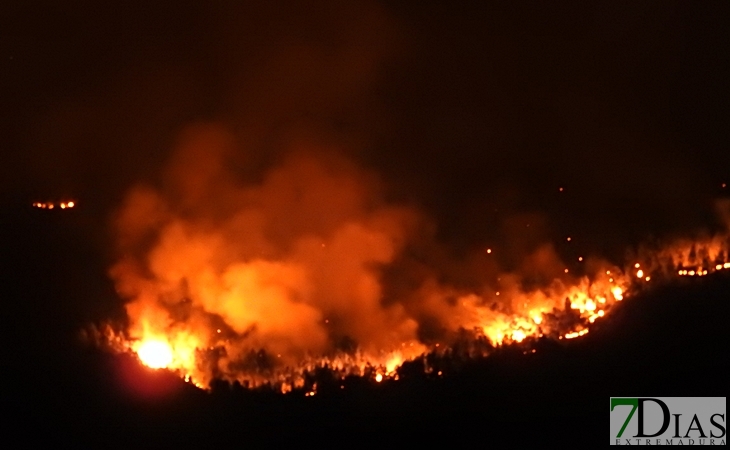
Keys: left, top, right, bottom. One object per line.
{"left": 33, "top": 200, "right": 76, "bottom": 210}
{"left": 93, "top": 125, "right": 730, "bottom": 393}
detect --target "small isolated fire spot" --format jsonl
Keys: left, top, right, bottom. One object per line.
{"left": 32, "top": 200, "right": 77, "bottom": 210}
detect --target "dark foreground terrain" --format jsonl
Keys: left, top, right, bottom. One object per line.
{"left": 2, "top": 203, "right": 727, "bottom": 446}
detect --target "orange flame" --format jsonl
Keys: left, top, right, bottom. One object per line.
{"left": 136, "top": 339, "right": 173, "bottom": 369}
{"left": 32, "top": 200, "right": 77, "bottom": 210}
{"left": 94, "top": 125, "right": 730, "bottom": 391}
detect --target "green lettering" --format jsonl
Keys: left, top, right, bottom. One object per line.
{"left": 612, "top": 398, "right": 639, "bottom": 438}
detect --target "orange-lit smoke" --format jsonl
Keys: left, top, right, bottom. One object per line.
{"left": 105, "top": 124, "right": 646, "bottom": 389}
{"left": 109, "top": 124, "right": 427, "bottom": 387}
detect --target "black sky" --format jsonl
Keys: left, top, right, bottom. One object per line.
{"left": 2, "top": 0, "right": 729, "bottom": 258}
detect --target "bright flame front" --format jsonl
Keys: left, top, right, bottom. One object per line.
{"left": 92, "top": 129, "right": 730, "bottom": 393}
{"left": 136, "top": 339, "right": 174, "bottom": 369}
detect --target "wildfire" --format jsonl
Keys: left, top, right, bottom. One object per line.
{"left": 33, "top": 200, "right": 76, "bottom": 210}
{"left": 90, "top": 127, "right": 730, "bottom": 393}
{"left": 138, "top": 230, "right": 730, "bottom": 390}
{"left": 107, "top": 259, "right": 636, "bottom": 388}
{"left": 96, "top": 228, "right": 730, "bottom": 392}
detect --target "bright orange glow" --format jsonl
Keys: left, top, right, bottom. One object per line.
{"left": 564, "top": 329, "right": 588, "bottom": 339}
{"left": 32, "top": 200, "right": 77, "bottom": 210}
{"left": 136, "top": 339, "right": 173, "bottom": 369}
{"left": 90, "top": 126, "right": 730, "bottom": 391}
{"left": 612, "top": 287, "right": 623, "bottom": 301}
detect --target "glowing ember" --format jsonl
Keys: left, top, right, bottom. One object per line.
{"left": 563, "top": 329, "right": 588, "bottom": 339}
{"left": 32, "top": 200, "right": 77, "bottom": 210}
{"left": 611, "top": 287, "right": 623, "bottom": 301}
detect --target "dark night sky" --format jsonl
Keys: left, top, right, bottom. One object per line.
{"left": 3, "top": 1, "right": 728, "bottom": 253}
{"left": 1, "top": 2, "right": 729, "bottom": 443}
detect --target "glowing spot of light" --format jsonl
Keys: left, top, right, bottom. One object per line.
{"left": 137, "top": 340, "right": 173, "bottom": 369}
